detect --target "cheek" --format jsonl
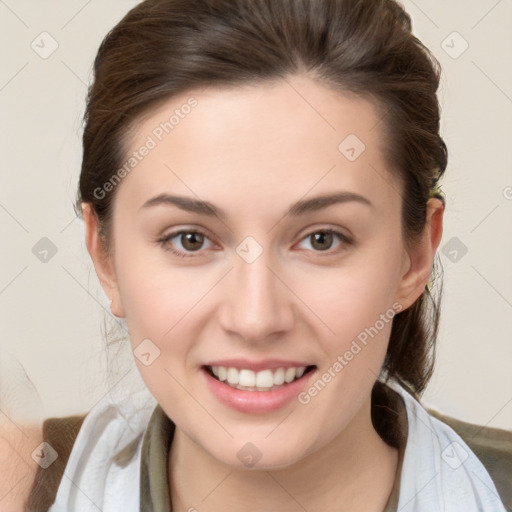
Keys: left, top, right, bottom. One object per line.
{"left": 302, "top": 251, "right": 403, "bottom": 341}
{"left": 113, "top": 252, "right": 206, "bottom": 405}
{"left": 113, "top": 240, "right": 206, "bottom": 339}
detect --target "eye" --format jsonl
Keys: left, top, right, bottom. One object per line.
{"left": 157, "top": 227, "right": 351, "bottom": 259}
{"left": 158, "top": 230, "right": 215, "bottom": 258}
{"left": 296, "top": 229, "right": 351, "bottom": 254}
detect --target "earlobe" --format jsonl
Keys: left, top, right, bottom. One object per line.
{"left": 82, "top": 203, "right": 125, "bottom": 318}
{"left": 395, "top": 198, "right": 444, "bottom": 309}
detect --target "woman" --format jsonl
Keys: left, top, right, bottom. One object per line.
{"left": 3, "top": 0, "right": 511, "bottom": 510}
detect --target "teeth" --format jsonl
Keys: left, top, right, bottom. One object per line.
{"left": 217, "top": 366, "right": 227, "bottom": 382}
{"left": 285, "top": 367, "right": 296, "bottom": 383}
{"left": 209, "top": 365, "right": 309, "bottom": 391}
{"left": 255, "top": 369, "right": 274, "bottom": 388}
{"left": 227, "top": 367, "right": 239, "bottom": 385}
{"left": 273, "top": 368, "right": 285, "bottom": 385}
{"left": 239, "top": 369, "right": 256, "bottom": 387}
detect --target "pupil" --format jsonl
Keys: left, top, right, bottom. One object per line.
{"left": 182, "top": 232, "right": 203, "bottom": 251}
{"left": 312, "top": 231, "right": 332, "bottom": 251}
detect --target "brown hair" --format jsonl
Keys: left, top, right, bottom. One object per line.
{"left": 77, "top": 0, "right": 446, "bottom": 403}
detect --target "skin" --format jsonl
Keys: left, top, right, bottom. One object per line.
{"left": 84, "top": 74, "right": 443, "bottom": 511}
{"left": 0, "top": 421, "right": 42, "bottom": 512}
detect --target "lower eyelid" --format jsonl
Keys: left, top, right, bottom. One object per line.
{"left": 158, "top": 228, "right": 350, "bottom": 256}
{"left": 296, "top": 230, "right": 349, "bottom": 251}
{"left": 162, "top": 230, "right": 214, "bottom": 252}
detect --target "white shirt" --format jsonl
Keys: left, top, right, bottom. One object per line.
{"left": 48, "top": 381, "right": 508, "bottom": 512}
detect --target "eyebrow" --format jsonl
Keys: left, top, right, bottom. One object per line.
{"left": 140, "top": 191, "right": 373, "bottom": 219}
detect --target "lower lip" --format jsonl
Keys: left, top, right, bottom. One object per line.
{"left": 202, "top": 367, "right": 315, "bottom": 414}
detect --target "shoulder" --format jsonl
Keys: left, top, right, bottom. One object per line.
{"left": 0, "top": 414, "right": 86, "bottom": 512}
{"left": 428, "top": 408, "right": 512, "bottom": 508}
{"left": 0, "top": 419, "right": 43, "bottom": 512}
{"left": 26, "top": 414, "right": 86, "bottom": 511}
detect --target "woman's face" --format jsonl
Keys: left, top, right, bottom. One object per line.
{"left": 94, "top": 75, "right": 430, "bottom": 468}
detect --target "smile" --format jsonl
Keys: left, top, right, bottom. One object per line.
{"left": 201, "top": 359, "right": 318, "bottom": 413}
{"left": 205, "top": 365, "right": 316, "bottom": 392}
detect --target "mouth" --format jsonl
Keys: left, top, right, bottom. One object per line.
{"left": 203, "top": 364, "right": 317, "bottom": 392}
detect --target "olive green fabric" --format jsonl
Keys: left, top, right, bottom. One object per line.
{"left": 429, "top": 408, "right": 512, "bottom": 511}
{"left": 26, "top": 388, "right": 512, "bottom": 511}
{"left": 139, "top": 392, "right": 512, "bottom": 511}
{"left": 140, "top": 405, "right": 174, "bottom": 512}
{"left": 139, "top": 400, "right": 406, "bottom": 512}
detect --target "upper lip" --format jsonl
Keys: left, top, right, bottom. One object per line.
{"left": 202, "top": 359, "right": 315, "bottom": 372}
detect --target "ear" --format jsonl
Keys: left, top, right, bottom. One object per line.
{"left": 82, "top": 203, "right": 125, "bottom": 318}
{"left": 395, "top": 197, "right": 444, "bottom": 310}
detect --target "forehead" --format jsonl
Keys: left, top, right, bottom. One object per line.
{"left": 116, "top": 75, "right": 401, "bottom": 220}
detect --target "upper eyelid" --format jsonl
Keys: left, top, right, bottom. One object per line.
{"left": 161, "top": 227, "right": 350, "bottom": 252}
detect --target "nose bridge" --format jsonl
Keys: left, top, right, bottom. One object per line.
{"left": 220, "top": 244, "right": 294, "bottom": 341}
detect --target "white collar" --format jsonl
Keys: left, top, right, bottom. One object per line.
{"left": 49, "top": 383, "right": 507, "bottom": 511}
{"left": 389, "top": 380, "right": 507, "bottom": 511}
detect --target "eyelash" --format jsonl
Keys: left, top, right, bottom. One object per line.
{"left": 157, "top": 228, "right": 352, "bottom": 259}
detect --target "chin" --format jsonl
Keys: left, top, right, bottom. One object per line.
{"left": 206, "top": 436, "right": 311, "bottom": 471}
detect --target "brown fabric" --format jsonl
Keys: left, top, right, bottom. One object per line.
{"left": 24, "top": 414, "right": 86, "bottom": 512}
{"left": 25, "top": 389, "right": 512, "bottom": 512}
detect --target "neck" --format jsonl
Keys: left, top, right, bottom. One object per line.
{"left": 168, "top": 395, "right": 398, "bottom": 512}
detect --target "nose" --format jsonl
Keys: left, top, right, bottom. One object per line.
{"left": 218, "top": 248, "right": 296, "bottom": 343}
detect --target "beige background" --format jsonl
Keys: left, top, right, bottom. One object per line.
{"left": 0, "top": 0, "right": 511, "bottom": 429}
